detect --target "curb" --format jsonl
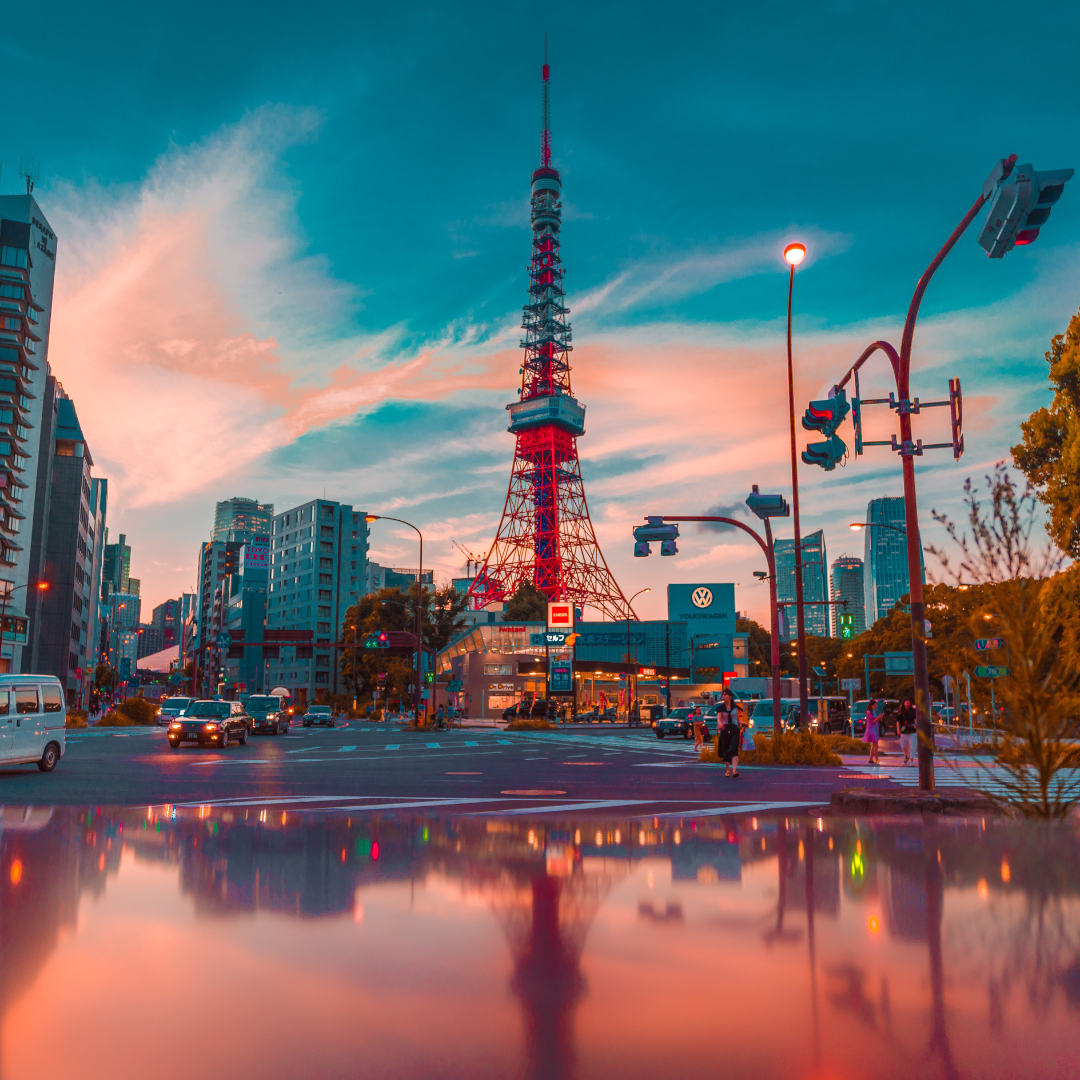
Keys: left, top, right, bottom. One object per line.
{"left": 830, "top": 786, "right": 1007, "bottom": 816}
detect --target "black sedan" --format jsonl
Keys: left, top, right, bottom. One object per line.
{"left": 168, "top": 700, "right": 251, "bottom": 749}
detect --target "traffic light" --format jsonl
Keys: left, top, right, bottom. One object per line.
{"left": 802, "top": 434, "right": 847, "bottom": 471}
{"left": 745, "top": 487, "right": 789, "bottom": 520}
{"left": 364, "top": 631, "right": 390, "bottom": 650}
{"left": 839, "top": 613, "right": 854, "bottom": 640}
{"left": 978, "top": 156, "right": 1075, "bottom": 258}
{"left": 633, "top": 517, "right": 680, "bottom": 557}
{"left": 802, "top": 389, "right": 850, "bottom": 435}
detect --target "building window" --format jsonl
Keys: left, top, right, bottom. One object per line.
{"left": 317, "top": 622, "right": 331, "bottom": 634}
{"left": 320, "top": 542, "right": 333, "bottom": 553}
{"left": 320, "top": 558, "right": 333, "bottom": 570}
{"left": 321, "top": 526, "right": 334, "bottom": 537}
{"left": 315, "top": 655, "right": 330, "bottom": 668}
{"left": 485, "top": 663, "right": 513, "bottom": 675}
{"left": 315, "top": 672, "right": 328, "bottom": 683}
{"left": 318, "top": 574, "right": 332, "bottom": 585}
{"left": 317, "top": 606, "right": 331, "bottom": 617}
{"left": 318, "top": 590, "right": 332, "bottom": 601}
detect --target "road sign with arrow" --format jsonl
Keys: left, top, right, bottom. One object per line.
{"left": 975, "top": 665, "right": 1009, "bottom": 678}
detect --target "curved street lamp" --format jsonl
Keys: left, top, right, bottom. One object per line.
{"left": 0, "top": 581, "right": 47, "bottom": 673}
{"left": 365, "top": 515, "right": 424, "bottom": 724}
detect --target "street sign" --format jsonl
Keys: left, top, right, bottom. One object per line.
{"left": 530, "top": 633, "right": 544, "bottom": 646}
{"left": 975, "top": 638, "right": 1003, "bottom": 651}
{"left": 550, "top": 661, "right": 573, "bottom": 693}
{"left": 841, "top": 678, "right": 862, "bottom": 691}
{"left": 446, "top": 680, "right": 463, "bottom": 692}
{"left": 975, "top": 665, "right": 1010, "bottom": 678}
{"left": 883, "top": 652, "right": 914, "bottom": 674}
{"left": 812, "top": 666, "right": 826, "bottom": 678}
{"left": 377, "top": 672, "right": 387, "bottom": 681}
{"left": 547, "top": 602, "right": 573, "bottom": 630}
{"left": 216, "top": 631, "right": 232, "bottom": 649}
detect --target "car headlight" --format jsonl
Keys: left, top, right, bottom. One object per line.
{"left": 204, "top": 723, "right": 219, "bottom": 731}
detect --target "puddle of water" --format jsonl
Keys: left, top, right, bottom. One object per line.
{"left": 0, "top": 806, "right": 1077, "bottom": 1079}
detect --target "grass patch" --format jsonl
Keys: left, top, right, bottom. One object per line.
{"left": 505, "top": 717, "right": 554, "bottom": 731}
{"left": 65, "top": 710, "right": 88, "bottom": 729}
{"left": 699, "top": 731, "right": 843, "bottom": 766}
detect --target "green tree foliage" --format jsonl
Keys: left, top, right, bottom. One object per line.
{"left": 339, "top": 582, "right": 469, "bottom": 701}
{"left": 1012, "top": 306, "right": 1080, "bottom": 556}
{"left": 503, "top": 581, "right": 548, "bottom": 622}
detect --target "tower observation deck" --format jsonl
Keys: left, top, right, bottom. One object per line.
{"left": 468, "top": 53, "right": 631, "bottom": 621}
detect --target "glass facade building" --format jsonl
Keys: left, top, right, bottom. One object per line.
{"left": 830, "top": 555, "right": 866, "bottom": 637}
{"left": 775, "top": 530, "right": 829, "bottom": 638}
{"left": 862, "top": 497, "right": 924, "bottom": 626}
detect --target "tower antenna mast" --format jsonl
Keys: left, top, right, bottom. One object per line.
{"left": 541, "top": 35, "right": 551, "bottom": 168}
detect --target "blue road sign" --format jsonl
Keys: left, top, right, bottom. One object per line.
{"left": 216, "top": 631, "right": 232, "bottom": 649}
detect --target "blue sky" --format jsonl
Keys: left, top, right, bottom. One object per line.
{"left": 4, "top": 0, "right": 1079, "bottom": 620}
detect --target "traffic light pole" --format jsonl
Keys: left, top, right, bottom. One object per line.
{"left": 651, "top": 515, "right": 782, "bottom": 735}
{"left": 835, "top": 188, "right": 990, "bottom": 792}
{"left": 785, "top": 260, "right": 810, "bottom": 727}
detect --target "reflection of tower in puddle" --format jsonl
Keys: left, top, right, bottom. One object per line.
{"left": 487, "top": 842, "right": 623, "bottom": 1080}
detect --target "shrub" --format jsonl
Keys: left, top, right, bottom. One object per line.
{"left": 118, "top": 697, "right": 158, "bottom": 725}
{"left": 699, "top": 730, "right": 843, "bottom": 766}
{"left": 96, "top": 710, "right": 137, "bottom": 727}
{"left": 65, "top": 710, "right": 88, "bottom": 729}
{"left": 505, "top": 717, "right": 554, "bottom": 731}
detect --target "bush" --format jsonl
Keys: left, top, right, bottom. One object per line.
{"left": 505, "top": 717, "right": 554, "bottom": 731}
{"left": 65, "top": 709, "right": 88, "bottom": 729}
{"left": 118, "top": 697, "right": 158, "bottom": 725}
{"left": 699, "top": 730, "right": 843, "bottom": 766}
{"left": 96, "top": 710, "right": 137, "bottom": 727}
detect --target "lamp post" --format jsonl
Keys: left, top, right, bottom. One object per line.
{"left": 366, "top": 515, "right": 424, "bottom": 725}
{"left": 0, "top": 580, "right": 47, "bottom": 674}
{"left": 625, "top": 587, "right": 650, "bottom": 721}
{"left": 783, "top": 242, "right": 810, "bottom": 725}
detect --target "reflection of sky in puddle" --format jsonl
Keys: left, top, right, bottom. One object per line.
{"left": 0, "top": 808, "right": 1077, "bottom": 1079}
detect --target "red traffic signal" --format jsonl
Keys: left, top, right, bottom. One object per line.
{"left": 978, "top": 157, "right": 1074, "bottom": 258}
{"left": 801, "top": 389, "right": 850, "bottom": 436}
{"left": 802, "top": 434, "right": 847, "bottom": 472}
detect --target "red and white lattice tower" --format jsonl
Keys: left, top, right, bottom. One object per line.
{"left": 468, "top": 54, "right": 630, "bottom": 620}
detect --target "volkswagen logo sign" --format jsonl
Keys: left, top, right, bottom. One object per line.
{"left": 692, "top": 587, "right": 713, "bottom": 609}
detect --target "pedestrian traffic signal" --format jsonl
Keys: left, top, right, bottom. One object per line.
{"left": 839, "top": 613, "right": 854, "bottom": 640}
{"left": 745, "top": 487, "right": 790, "bottom": 520}
{"left": 633, "top": 518, "right": 680, "bottom": 557}
{"left": 802, "top": 434, "right": 847, "bottom": 471}
{"left": 802, "top": 389, "right": 850, "bottom": 436}
{"left": 978, "top": 156, "right": 1075, "bottom": 258}
{"left": 364, "top": 631, "right": 390, "bottom": 649}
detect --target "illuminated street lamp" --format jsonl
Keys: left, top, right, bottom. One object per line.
{"left": 0, "top": 581, "right": 47, "bottom": 673}
{"left": 783, "top": 241, "right": 810, "bottom": 723}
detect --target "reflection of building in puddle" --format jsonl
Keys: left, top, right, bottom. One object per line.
{"left": 637, "top": 900, "right": 683, "bottom": 924}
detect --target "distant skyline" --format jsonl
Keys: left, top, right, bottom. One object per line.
{"left": 5, "top": 0, "right": 1080, "bottom": 621}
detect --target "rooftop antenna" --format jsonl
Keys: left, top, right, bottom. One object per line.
{"left": 541, "top": 35, "right": 551, "bottom": 168}
{"left": 19, "top": 156, "right": 38, "bottom": 195}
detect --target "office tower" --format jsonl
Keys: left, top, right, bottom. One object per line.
{"left": 212, "top": 497, "right": 273, "bottom": 543}
{"left": 830, "top": 555, "right": 866, "bottom": 637}
{"left": 33, "top": 386, "right": 106, "bottom": 704}
{"left": 775, "top": 529, "right": 829, "bottom": 638}
{"left": 0, "top": 197, "right": 58, "bottom": 672}
{"left": 193, "top": 538, "right": 243, "bottom": 686}
{"left": 151, "top": 598, "right": 182, "bottom": 649}
{"left": 103, "top": 532, "right": 131, "bottom": 595}
{"left": 863, "top": 497, "right": 924, "bottom": 626}
{"left": 84, "top": 479, "right": 108, "bottom": 679}
{"left": 264, "top": 499, "right": 369, "bottom": 704}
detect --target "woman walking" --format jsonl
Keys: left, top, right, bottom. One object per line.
{"left": 864, "top": 697, "right": 882, "bottom": 765}
{"left": 897, "top": 697, "right": 917, "bottom": 766}
{"left": 692, "top": 704, "right": 705, "bottom": 751}
{"left": 717, "top": 689, "right": 741, "bottom": 777}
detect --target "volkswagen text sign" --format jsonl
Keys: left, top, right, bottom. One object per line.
{"left": 547, "top": 602, "right": 573, "bottom": 630}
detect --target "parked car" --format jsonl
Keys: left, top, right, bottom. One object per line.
{"left": 654, "top": 707, "right": 709, "bottom": 740}
{"left": 847, "top": 698, "right": 900, "bottom": 735}
{"left": 302, "top": 705, "right": 335, "bottom": 728}
{"left": 167, "top": 700, "right": 251, "bottom": 749}
{"left": 502, "top": 699, "right": 551, "bottom": 722}
{"left": 0, "top": 675, "right": 66, "bottom": 772}
{"left": 156, "top": 696, "right": 194, "bottom": 725}
{"left": 576, "top": 706, "right": 619, "bottom": 723}
{"left": 246, "top": 694, "right": 290, "bottom": 735}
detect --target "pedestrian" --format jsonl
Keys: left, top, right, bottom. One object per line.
{"left": 692, "top": 704, "right": 704, "bottom": 750}
{"left": 897, "top": 697, "right": 917, "bottom": 765}
{"left": 435, "top": 704, "right": 447, "bottom": 730}
{"left": 863, "top": 697, "right": 882, "bottom": 765}
{"left": 717, "top": 689, "right": 741, "bottom": 777}
{"left": 740, "top": 700, "right": 756, "bottom": 754}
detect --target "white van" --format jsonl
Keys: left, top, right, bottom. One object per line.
{"left": 0, "top": 675, "right": 66, "bottom": 771}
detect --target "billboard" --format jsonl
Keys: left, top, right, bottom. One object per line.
{"left": 244, "top": 535, "right": 270, "bottom": 570}
{"left": 666, "top": 584, "right": 736, "bottom": 631}
{"left": 547, "top": 601, "right": 573, "bottom": 630}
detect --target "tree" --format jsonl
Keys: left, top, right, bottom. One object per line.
{"left": 928, "top": 466, "right": 1080, "bottom": 819}
{"left": 503, "top": 581, "right": 548, "bottom": 622}
{"left": 1012, "top": 306, "right": 1080, "bottom": 557}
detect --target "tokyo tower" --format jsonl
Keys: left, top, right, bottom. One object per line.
{"left": 468, "top": 52, "right": 630, "bottom": 621}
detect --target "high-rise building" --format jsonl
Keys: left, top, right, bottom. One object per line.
{"left": 775, "top": 529, "right": 829, "bottom": 638}
{"left": 151, "top": 598, "right": 182, "bottom": 649}
{"left": 212, "top": 497, "right": 273, "bottom": 543}
{"left": 84, "top": 478, "right": 108, "bottom": 679}
{"left": 863, "top": 497, "right": 924, "bottom": 626}
{"left": 103, "top": 532, "right": 131, "bottom": 595}
{"left": 830, "top": 556, "right": 866, "bottom": 638}
{"left": 193, "top": 538, "right": 243, "bottom": 689}
{"left": 264, "top": 499, "right": 369, "bottom": 704}
{"left": 33, "top": 385, "right": 107, "bottom": 704}
{"left": 0, "top": 197, "right": 58, "bottom": 672}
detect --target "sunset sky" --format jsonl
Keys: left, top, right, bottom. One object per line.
{"left": 5, "top": 0, "right": 1080, "bottom": 622}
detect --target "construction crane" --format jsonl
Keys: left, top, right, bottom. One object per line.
{"left": 452, "top": 541, "right": 485, "bottom": 579}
